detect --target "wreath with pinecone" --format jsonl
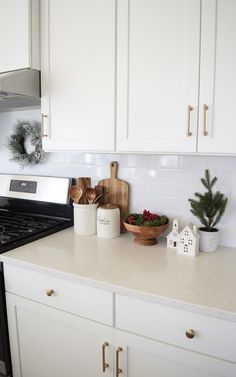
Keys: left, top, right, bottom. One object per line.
{"left": 8, "top": 120, "right": 45, "bottom": 167}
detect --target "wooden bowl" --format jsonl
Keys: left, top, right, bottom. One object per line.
{"left": 123, "top": 221, "right": 169, "bottom": 246}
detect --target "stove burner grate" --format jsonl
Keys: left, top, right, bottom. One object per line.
{"left": 0, "top": 210, "right": 68, "bottom": 245}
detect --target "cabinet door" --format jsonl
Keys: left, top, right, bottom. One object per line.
{"left": 114, "top": 329, "right": 236, "bottom": 377}
{"left": 116, "top": 0, "right": 200, "bottom": 153}
{"left": 0, "top": 0, "right": 39, "bottom": 72}
{"left": 41, "top": 0, "right": 116, "bottom": 152}
{"left": 198, "top": 0, "right": 236, "bottom": 153}
{"left": 6, "top": 293, "right": 113, "bottom": 377}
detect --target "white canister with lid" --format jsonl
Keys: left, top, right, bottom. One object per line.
{"left": 97, "top": 204, "right": 120, "bottom": 238}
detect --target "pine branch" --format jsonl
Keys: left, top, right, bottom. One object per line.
{"left": 210, "top": 176, "right": 217, "bottom": 189}
{"left": 212, "top": 197, "right": 228, "bottom": 228}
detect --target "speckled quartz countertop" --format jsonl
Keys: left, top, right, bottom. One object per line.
{"left": 0, "top": 228, "right": 236, "bottom": 322}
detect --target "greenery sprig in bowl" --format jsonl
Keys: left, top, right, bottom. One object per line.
{"left": 124, "top": 209, "right": 169, "bottom": 227}
{"left": 124, "top": 210, "right": 169, "bottom": 245}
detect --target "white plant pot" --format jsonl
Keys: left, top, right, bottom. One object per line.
{"left": 199, "top": 229, "right": 220, "bottom": 252}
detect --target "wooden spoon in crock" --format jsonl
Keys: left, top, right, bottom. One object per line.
{"left": 85, "top": 188, "right": 97, "bottom": 204}
{"left": 69, "top": 186, "right": 83, "bottom": 204}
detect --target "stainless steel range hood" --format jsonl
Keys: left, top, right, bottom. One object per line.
{"left": 0, "top": 69, "right": 41, "bottom": 110}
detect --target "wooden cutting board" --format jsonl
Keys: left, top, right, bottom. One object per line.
{"left": 98, "top": 161, "right": 129, "bottom": 232}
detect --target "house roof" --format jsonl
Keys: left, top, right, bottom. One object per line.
{"left": 179, "top": 224, "right": 199, "bottom": 240}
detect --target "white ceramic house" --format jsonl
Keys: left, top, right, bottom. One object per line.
{"left": 177, "top": 224, "right": 200, "bottom": 256}
{"left": 167, "top": 219, "right": 179, "bottom": 248}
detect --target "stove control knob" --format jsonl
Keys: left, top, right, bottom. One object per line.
{"left": 46, "top": 289, "right": 54, "bottom": 297}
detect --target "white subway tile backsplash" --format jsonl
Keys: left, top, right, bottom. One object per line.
{"left": 125, "top": 168, "right": 164, "bottom": 181}
{"left": 84, "top": 153, "right": 108, "bottom": 165}
{"left": 178, "top": 184, "right": 197, "bottom": 199}
{"left": 47, "top": 152, "right": 68, "bottom": 164}
{"left": 116, "top": 167, "right": 140, "bottom": 181}
{"left": 150, "top": 183, "right": 179, "bottom": 197}
{"left": 73, "top": 165, "right": 101, "bottom": 179}
{"left": 215, "top": 171, "right": 236, "bottom": 186}
{"left": 163, "top": 169, "right": 193, "bottom": 184}
{"left": 127, "top": 154, "right": 179, "bottom": 169}
{"left": 62, "top": 152, "right": 85, "bottom": 165}
{"left": 0, "top": 109, "right": 236, "bottom": 247}
{"left": 218, "top": 226, "right": 236, "bottom": 247}
{"left": 179, "top": 155, "right": 209, "bottom": 170}
{"left": 140, "top": 196, "right": 187, "bottom": 213}
{"left": 209, "top": 156, "right": 236, "bottom": 171}
{"left": 84, "top": 153, "right": 128, "bottom": 167}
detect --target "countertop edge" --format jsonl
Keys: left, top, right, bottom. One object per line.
{"left": 1, "top": 255, "right": 236, "bottom": 323}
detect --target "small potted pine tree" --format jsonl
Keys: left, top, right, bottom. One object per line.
{"left": 189, "top": 169, "right": 228, "bottom": 252}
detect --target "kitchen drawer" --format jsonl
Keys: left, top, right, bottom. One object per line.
{"left": 115, "top": 294, "right": 236, "bottom": 363}
{"left": 4, "top": 264, "right": 113, "bottom": 325}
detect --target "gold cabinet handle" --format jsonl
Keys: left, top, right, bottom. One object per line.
{"left": 41, "top": 113, "right": 48, "bottom": 137}
{"left": 116, "top": 347, "right": 123, "bottom": 377}
{"left": 185, "top": 329, "right": 195, "bottom": 339}
{"left": 46, "top": 289, "right": 54, "bottom": 297}
{"left": 187, "top": 105, "right": 193, "bottom": 137}
{"left": 203, "top": 104, "right": 209, "bottom": 136}
{"left": 102, "top": 342, "right": 109, "bottom": 372}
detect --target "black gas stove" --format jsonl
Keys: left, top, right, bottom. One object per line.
{"left": 0, "top": 175, "right": 73, "bottom": 254}
{"left": 0, "top": 174, "right": 73, "bottom": 376}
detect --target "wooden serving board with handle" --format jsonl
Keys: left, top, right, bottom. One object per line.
{"left": 98, "top": 161, "right": 129, "bottom": 232}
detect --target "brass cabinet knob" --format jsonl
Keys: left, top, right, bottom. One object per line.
{"left": 46, "top": 289, "right": 54, "bottom": 297}
{"left": 185, "top": 329, "right": 195, "bottom": 339}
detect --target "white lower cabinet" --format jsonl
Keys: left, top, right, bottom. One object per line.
{"left": 6, "top": 293, "right": 113, "bottom": 377}
{"left": 115, "top": 294, "right": 236, "bottom": 377}
{"left": 4, "top": 265, "right": 236, "bottom": 377}
{"left": 114, "top": 329, "right": 235, "bottom": 377}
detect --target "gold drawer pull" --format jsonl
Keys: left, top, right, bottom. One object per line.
{"left": 185, "top": 329, "right": 195, "bottom": 339}
{"left": 41, "top": 113, "right": 48, "bottom": 137}
{"left": 187, "top": 105, "right": 193, "bottom": 137}
{"left": 102, "top": 342, "right": 109, "bottom": 372}
{"left": 46, "top": 289, "right": 54, "bottom": 297}
{"left": 116, "top": 347, "right": 123, "bottom": 377}
{"left": 203, "top": 104, "right": 209, "bottom": 136}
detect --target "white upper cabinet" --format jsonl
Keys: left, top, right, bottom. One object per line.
{"left": 0, "top": 0, "right": 40, "bottom": 73}
{"left": 117, "top": 0, "right": 236, "bottom": 155}
{"left": 198, "top": 0, "right": 236, "bottom": 154}
{"left": 41, "top": 0, "right": 116, "bottom": 151}
{"left": 40, "top": 0, "right": 236, "bottom": 154}
{"left": 116, "top": 0, "right": 201, "bottom": 153}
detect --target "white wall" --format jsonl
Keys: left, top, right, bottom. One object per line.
{"left": 0, "top": 108, "right": 235, "bottom": 247}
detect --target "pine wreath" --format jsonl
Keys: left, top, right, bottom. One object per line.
{"left": 8, "top": 120, "right": 45, "bottom": 167}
